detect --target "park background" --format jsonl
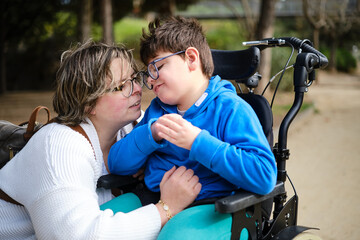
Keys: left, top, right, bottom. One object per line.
{"left": 1, "top": 0, "right": 360, "bottom": 239}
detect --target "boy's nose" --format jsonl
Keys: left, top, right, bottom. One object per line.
{"left": 148, "top": 76, "right": 156, "bottom": 85}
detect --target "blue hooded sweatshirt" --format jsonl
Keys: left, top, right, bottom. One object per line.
{"left": 108, "top": 76, "right": 277, "bottom": 200}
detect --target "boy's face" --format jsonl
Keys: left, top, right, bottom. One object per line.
{"left": 147, "top": 51, "right": 191, "bottom": 106}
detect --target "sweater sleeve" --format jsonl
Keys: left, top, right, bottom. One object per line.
{"left": 8, "top": 125, "right": 162, "bottom": 240}
{"left": 189, "top": 102, "right": 277, "bottom": 195}
{"left": 108, "top": 119, "right": 168, "bottom": 175}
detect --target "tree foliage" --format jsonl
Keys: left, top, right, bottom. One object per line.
{"left": 0, "top": 0, "right": 68, "bottom": 93}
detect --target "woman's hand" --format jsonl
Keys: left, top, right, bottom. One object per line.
{"left": 156, "top": 166, "right": 201, "bottom": 226}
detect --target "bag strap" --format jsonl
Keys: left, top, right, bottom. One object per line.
{"left": 20, "top": 106, "right": 51, "bottom": 141}
{"left": 0, "top": 125, "right": 92, "bottom": 206}
{"left": 69, "top": 125, "right": 92, "bottom": 145}
{"left": 0, "top": 189, "right": 22, "bottom": 205}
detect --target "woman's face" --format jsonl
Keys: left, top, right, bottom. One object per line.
{"left": 91, "top": 58, "right": 142, "bottom": 130}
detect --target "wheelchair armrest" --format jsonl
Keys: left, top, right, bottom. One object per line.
{"left": 215, "top": 181, "right": 285, "bottom": 214}
{"left": 97, "top": 174, "right": 140, "bottom": 189}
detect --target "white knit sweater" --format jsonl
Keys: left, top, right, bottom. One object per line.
{"left": 0, "top": 120, "right": 161, "bottom": 239}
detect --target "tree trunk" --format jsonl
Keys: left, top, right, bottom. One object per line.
{"left": 78, "top": 0, "right": 93, "bottom": 42}
{"left": 329, "top": 34, "right": 337, "bottom": 72}
{"left": 313, "top": 28, "right": 320, "bottom": 50}
{"left": 158, "top": 0, "right": 176, "bottom": 16}
{"left": 254, "top": 0, "right": 277, "bottom": 96}
{"left": 0, "top": 1, "right": 6, "bottom": 94}
{"left": 0, "top": 38, "right": 6, "bottom": 94}
{"left": 101, "top": 0, "right": 113, "bottom": 44}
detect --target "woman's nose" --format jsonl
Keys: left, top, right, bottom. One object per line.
{"left": 133, "top": 81, "right": 142, "bottom": 95}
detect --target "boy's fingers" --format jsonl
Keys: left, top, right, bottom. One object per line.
{"left": 132, "top": 168, "right": 145, "bottom": 178}
{"left": 160, "top": 117, "right": 182, "bottom": 131}
{"left": 163, "top": 114, "right": 186, "bottom": 126}
{"left": 157, "top": 125, "right": 175, "bottom": 138}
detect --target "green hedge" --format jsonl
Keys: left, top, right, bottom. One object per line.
{"left": 336, "top": 48, "right": 357, "bottom": 72}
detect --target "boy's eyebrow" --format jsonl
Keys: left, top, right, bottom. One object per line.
{"left": 150, "top": 55, "right": 162, "bottom": 63}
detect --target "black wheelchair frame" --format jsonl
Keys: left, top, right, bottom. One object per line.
{"left": 98, "top": 37, "right": 328, "bottom": 240}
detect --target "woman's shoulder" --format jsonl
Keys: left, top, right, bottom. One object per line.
{"left": 34, "top": 123, "right": 101, "bottom": 179}
{"left": 32, "top": 123, "right": 96, "bottom": 163}
{"left": 36, "top": 123, "right": 84, "bottom": 144}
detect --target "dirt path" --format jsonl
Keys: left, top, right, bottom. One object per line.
{"left": 0, "top": 71, "right": 359, "bottom": 239}
{"left": 284, "top": 71, "right": 360, "bottom": 239}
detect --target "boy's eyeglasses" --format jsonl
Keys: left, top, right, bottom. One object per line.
{"left": 142, "top": 50, "right": 185, "bottom": 90}
{"left": 112, "top": 72, "right": 144, "bottom": 98}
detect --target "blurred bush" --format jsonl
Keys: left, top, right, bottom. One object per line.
{"left": 336, "top": 48, "right": 357, "bottom": 72}
{"left": 321, "top": 47, "right": 357, "bottom": 73}
{"left": 200, "top": 20, "right": 246, "bottom": 50}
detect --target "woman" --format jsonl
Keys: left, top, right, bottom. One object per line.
{"left": 0, "top": 41, "right": 201, "bottom": 239}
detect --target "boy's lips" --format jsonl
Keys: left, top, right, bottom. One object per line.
{"left": 154, "top": 83, "right": 164, "bottom": 94}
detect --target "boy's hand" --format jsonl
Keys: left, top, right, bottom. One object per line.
{"left": 152, "top": 113, "right": 201, "bottom": 150}
{"left": 132, "top": 168, "right": 145, "bottom": 181}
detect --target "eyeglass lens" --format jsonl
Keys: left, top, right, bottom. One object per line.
{"left": 139, "top": 71, "right": 153, "bottom": 90}
{"left": 120, "top": 80, "right": 133, "bottom": 97}
{"left": 147, "top": 64, "right": 158, "bottom": 80}
{"left": 144, "top": 51, "right": 185, "bottom": 89}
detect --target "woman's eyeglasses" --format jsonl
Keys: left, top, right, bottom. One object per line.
{"left": 141, "top": 50, "right": 185, "bottom": 90}
{"left": 112, "top": 72, "right": 144, "bottom": 98}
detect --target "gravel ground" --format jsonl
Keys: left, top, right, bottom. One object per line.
{"left": 283, "top": 71, "right": 360, "bottom": 239}
{"left": 0, "top": 70, "right": 359, "bottom": 239}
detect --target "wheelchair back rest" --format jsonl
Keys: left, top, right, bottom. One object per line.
{"left": 239, "top": 93, "right": 273, "bottom": 147}
{"left": 211, "top": 47, "right": 273, "bottom": 147}
{"left": 211, "top": 47, "right": 260, "bottom": 83}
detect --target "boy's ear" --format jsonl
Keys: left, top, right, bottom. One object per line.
{"left": 185, "top": 47, "right": 200, "bottom": 71}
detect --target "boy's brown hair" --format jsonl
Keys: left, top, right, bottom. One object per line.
{"left": 140, "top": 16, "right": 214, "bottom": 79}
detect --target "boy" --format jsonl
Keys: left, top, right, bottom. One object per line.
{"left": 108, "top": 16, "right": 276, "bottom": 204}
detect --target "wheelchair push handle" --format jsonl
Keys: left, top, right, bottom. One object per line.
{"left": 243, "top": 37, "right": 329, "bottom": 69}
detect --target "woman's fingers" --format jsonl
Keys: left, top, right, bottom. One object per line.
{"left": 160, "top": 166, "right": 176, "bottom": 185}
{"left": 181, "top": 168, "right": 195, "bottom": 181}
{"left": 169, "top": 165, "right": 187, "bottom": 179}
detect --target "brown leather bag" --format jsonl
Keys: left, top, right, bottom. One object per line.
{"left": 0, "top": 106, "right": 51, "bottom": 169}
{"left": 0, "top": 113, "right": 93, "bottom": 206}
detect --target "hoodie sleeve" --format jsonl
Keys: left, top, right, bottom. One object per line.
{"left": 108, "top": 118, "right": 168, "bottom": 175}
{"left": 189, "top": 100, "right": 277, "bottom": 195}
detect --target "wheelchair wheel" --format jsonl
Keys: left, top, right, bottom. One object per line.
{"left": 293, "top": 232, "right": 322, "bottom": 240}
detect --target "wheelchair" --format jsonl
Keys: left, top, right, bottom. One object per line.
{"left": 98, "top": 37, "right": 328, "bottom": 240}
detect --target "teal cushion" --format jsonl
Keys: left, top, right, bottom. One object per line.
{"left": 157, "top": 204, "right": 249, "bottom": 240}
{"left": 101, "top": 196, "right": 249, "bottom": 239}
{"left": 100, "top": 193, "right": 142, "bottom": 213}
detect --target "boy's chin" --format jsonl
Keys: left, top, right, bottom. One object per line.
{"left": 158, "top": 95, "right": 177, "bottom": 106}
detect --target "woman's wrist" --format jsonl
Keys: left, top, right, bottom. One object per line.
{"left": 158, "top": 199, "right": 172, "bottom": 220}
{"left": 155, "top": 200, "right": 173, "bottom": 227}
{"left": 156, "top": 202, "right": 170, "bottom": 227}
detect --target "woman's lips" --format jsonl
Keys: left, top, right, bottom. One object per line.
{"left": 130, "top": 100, "right": 141, "bottom": 108}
